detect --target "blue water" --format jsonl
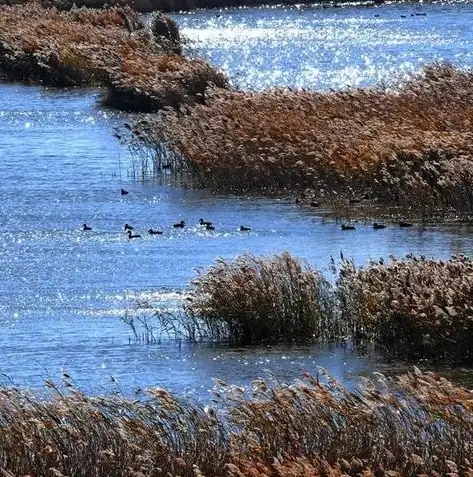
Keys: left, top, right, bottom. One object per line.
{"left": 176, "top": 1, "right": 473, "bottom": 90}
{"left": 2, "top": 3, "right": 473, "bottom": 398}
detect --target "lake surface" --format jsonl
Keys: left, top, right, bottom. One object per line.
{"left": 2, "top": 2, "right": 473, "bottom": 398}
{"left": 177, "top": 1, "right": 473, "bottom": 90}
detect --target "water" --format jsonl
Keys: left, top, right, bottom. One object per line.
{"left": 176, "top": 1, "right": 473, "bottom": 90}
{"left": 2, "top": 3, "right": 473, "bottom": 398}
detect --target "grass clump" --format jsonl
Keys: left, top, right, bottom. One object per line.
{"left": 134, "top": 64, "right": 473, "bottom": 215}
{"left": 1, "top": 370, "right": 473, "bottom": 475}
{"left": 337, "top": 254, "right": 473, "bottom": 362}
{"left": 0, "top": 3, "right": 228, "bottom": 111}
{"left": 184, "top": 252, "right": 335, "bottom": 344}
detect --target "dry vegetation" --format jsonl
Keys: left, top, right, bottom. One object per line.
{"left": 0, "top": 2, "right": 228, "bottom": 111}
{"left": 337, "top": 253, "right": 473, "bottom": 362}
{"left": 161, "top": 251, "right": 473, "bottom": 363}
{"left": 1, "top": 370, "right": 473, "bottom": 476}
{"left": 185, "top": 252, "right": 335, "bottom": 344}
{"left": 134, "top": 64, "right": 473, "bottom": 215}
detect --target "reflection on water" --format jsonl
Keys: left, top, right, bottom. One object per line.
{"left": 175, "top": 2, "right": 473, "bottom": 90}
{"left": 2, "top": 2, "right": 473, "bottom": 396}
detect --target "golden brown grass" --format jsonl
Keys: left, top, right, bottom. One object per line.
{"left": 337, "top": 253, "right": 473, "bottom": 362}
{"left": 1, "top": 370, "right": 473, "bottom": 476}
{"left": 0, "top": 2, "right": 228, "bottom": 110}
{"left": 124, "top": 251, "right": 473, "bottom": 361}
{"left": 134, "top": 64, "right": 473, "bottom": 214}
{"left": 184, "top": 252, "right": 335, "bottom": 344}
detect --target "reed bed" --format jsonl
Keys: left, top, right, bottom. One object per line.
{"left": 0, "top": 3, "right": 228, "bottom": 110}
{"left": 184, "top": 252, "right": 335, "bottom": 344}
{"left": 177, "top": 251, "right": 473, "bottom": 363}
{"left": 337, "top": 253, "right": 473, "bottom": 362}
{"left": 0, "top": 376, "right": 229, "bottom": 477}
{"left": 1, "top": 370, "right": 473, "bottom": 476}
{"left": 134, "top": 64, "right": 473, "bottom": 214}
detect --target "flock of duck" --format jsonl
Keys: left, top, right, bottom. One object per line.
{"left": 81, "top": 189, "right": 414, "bottom": 238}
{"left": 82, "top": 219, "right": 252, "bottom": 239}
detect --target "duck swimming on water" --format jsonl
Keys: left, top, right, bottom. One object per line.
{"left": 124, "top": 223, "right": 134, "bottom": 231}
{"left": 127, "top": 230, "right": 141, "bottom": 239}
{"left": 199, "top": 218, "right": 212, "bottom": 227}
{"left": 83, "top": 223, "right": 92, "bottom": 231}
{"left": 173, "top": 220, "right": 185, "bottom": 228}
{"left": 240, "top": 225, "right": 251, "bottom": 232}
{"left": 121, "top": 188, "right": 129, "bottom": 195}
{"left": 341, "top": 224, "right": 356, "bottom": 230}
{"left": 373, "top": 223, "right": 386, "bottom": 229}
{"left": 148, "top": 228, "right": 163, "bottom": 235}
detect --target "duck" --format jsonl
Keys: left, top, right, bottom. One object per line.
{"left": 240, "top": 225, "right": 251, "bottom": 232}
{"left": 173, "top": 220, "right": 185, "bottom": 228}
{"left": 205, "top": 224, "right": 215, "bottom": 231}
{"left": 199, "top": 218, "right": 212, "bottom": 227}
{"left": 341, "top": 224, "right": 356, "bottom": 230}
{"left": 127, "top": 230, "right": 141, "bottom": 239}
{"left": 121, "top": 188, "right": 129, "bottom": 195}
{"left": 148, "top": 228, "right": 163, "bottom": 235}
{"left": 373, "top": 223, "right": 386, "bottom": 229}
{"left": 82, "top": 223, "right": 92, "bottom": 231}
{"left": 124, "top": 223, "right": 134, "bottom": 231}
{"left": 399, "top": 221, "right": 413, "bottom": 228}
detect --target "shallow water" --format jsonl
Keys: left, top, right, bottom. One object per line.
{"left": 2, "top": 2, "right": 473, "bottom": 398}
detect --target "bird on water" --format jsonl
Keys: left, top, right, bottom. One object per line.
{"left": 148, "top": 228, "right": 163, "bottom": 235}
{"left": 173, "top": 220, "right": 185, "bottom": 228}
{"left": 121, "top": 188, "right": 129, "bottom": 195}
{"left": 199, "top": 218, "right": 212, "bottom": 227}
{"left": 240, "top": 225, "right": 251, "bottom": 232}
{"left": 127, "top": 230, "right": 141, "bottom": 239}
{"left": 373, "top": 223, "right": 386, "bottom": 229}
{"left": 83, "top": 223, "right": 92, "bottom": 231}
{"left": 124, "top": 223, "right": 134, "bottom": 231}
{"left": 341, "top": 224, "right": 356, "bottom": 230}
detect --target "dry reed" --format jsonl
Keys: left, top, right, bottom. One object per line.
{"left": 184, "top": 252, "right": 335, "bottom": 344}
{"left": 1, "top": 370, "right": 473, "bottom": 476}
{"left": 337, "top": 253, "right": 473, "bottom": 361}
{"left": 0, "top": 3, "right": 228, "bottom": 110}
{"left": 134, "top": 64, "right": 473, "bottom": 215}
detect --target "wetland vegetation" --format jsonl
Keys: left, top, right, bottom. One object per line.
{"left": 132, "top": 64, "right": 473, "bottom": 219}
{"left": 0, "top": 3, "right": 227, "bottom": 110}
{"left": 0, "top": 369, "right": 472, "bottom": 476}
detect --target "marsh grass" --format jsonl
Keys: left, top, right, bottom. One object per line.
{"left": 0, "top": 3, "right": 228, "bottom": 110}
{"left": 337, "top": 253, "right": 473, "bottom": 362}
{"left": 185, "top": 252, "right": 336, "bottom": 344}
{"left": 1, "top": 370, "right": 473, "bottom": 476}
{"left": 134, "top": 64, "right": 473, "bottom": 216}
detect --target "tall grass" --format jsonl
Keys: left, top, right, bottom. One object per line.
{"left": 185, "top": 252, "right": 336, "bottom": 344}
{"left": 337, "top": 253, "right": 473, "bottom": 362}
{"left": 0, "top": 370, "right": 473, "bottom": 476}
{"left": 133, "top": 64, "right": 473, "bottom": 215}
{"left": 0, "top": 3, "right": 228, "bottom": 110}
